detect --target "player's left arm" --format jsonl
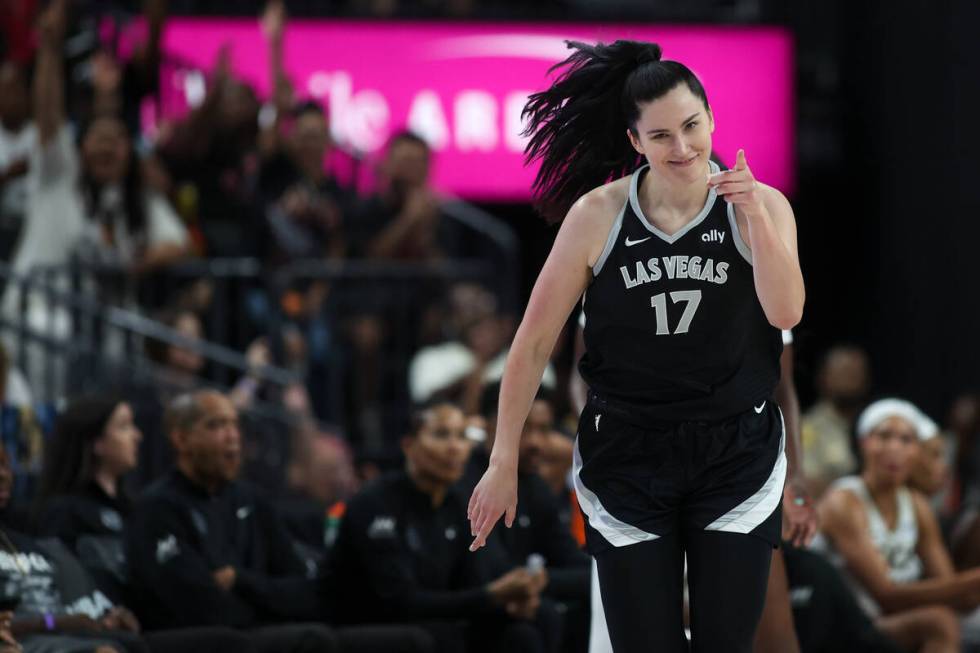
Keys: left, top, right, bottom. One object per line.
{"left": 709, "top": 149, "right": 805, "bottom": 330}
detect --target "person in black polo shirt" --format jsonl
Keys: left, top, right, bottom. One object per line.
{"left": 328, "top": 401, "right": 553, "bottom": 653}
{"left": 124, "top": 389, "right": 431, "bottom": 653}
{"left": 2, "top": 439, "right": 254, "bottom": 653}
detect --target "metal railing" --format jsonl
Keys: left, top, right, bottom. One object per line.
{"left": 3, "top": 252, "right": 510, "bottom": 450}
{"left": 0, "top": 260, "right": 323, "bottom": 494}
{"left": 0, "top": 260, "right": 299, "bottom": 410}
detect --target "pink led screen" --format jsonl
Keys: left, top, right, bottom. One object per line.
{"left": 156, "top": 20, "right": 794, "bottom": 200}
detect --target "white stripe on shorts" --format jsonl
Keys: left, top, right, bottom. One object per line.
{"left": 572, "top": 437, "right": 660, "bottom": 547}
{"left": 705, "top": 407, "right": 787, "bottom": 535}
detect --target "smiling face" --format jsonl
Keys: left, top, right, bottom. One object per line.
{"left": 626, "top": 83, "right": 714, "bottom": 185}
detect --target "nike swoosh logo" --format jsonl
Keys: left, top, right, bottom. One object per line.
{"left": 754, "top": 401, "right": 766, "bottom": 414}
{"left": 625, "top": 236, "right": 651, "bottom": 247}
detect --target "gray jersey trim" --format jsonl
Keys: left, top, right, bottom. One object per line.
{"left": 591, "top": 200, "right": 627, "bottom": 276}
{"left": 727, "top": 202, "right": 753, "bottom": 264}
{"left": 628, "top": 160, "right": 720, "bottom": 244}
{"left": 572, "top": 437, "right": 660, "bottom": 547}
{"left": 705, "top": 406, "right": 786, "bottom": 535}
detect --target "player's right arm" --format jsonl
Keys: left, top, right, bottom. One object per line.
{"left": 820, "top": 488, "right": 980, "bottom": 613}
{"left": 468, "top": 182, "right": 624, "bottom": 551}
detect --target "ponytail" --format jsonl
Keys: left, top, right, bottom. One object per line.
{"left": 522, "top": 40, "right": 709, "bottom": 223}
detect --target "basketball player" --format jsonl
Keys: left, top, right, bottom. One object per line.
{"left": 467, "top": 40, "right": 804, "bottom": 652}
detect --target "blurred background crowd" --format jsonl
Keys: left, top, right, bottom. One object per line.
{"left": 0, "top": 0, "right": 979, "bottom": 651}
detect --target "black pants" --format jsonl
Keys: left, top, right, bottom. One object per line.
{"left": 595, "top": 530, "right": 773, "bottom": 653}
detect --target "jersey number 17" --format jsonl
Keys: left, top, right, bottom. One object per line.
{"left": 651, "top": 290, "right": 702, "bottom": 335}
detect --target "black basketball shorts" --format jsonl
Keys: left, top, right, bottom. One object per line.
{"left": 573, "top": 392, "right": 785, "bottom": 555}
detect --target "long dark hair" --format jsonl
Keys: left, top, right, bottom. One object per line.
{"left": 78, "top": 117, "right": 147, "bottom": 237}
{"left": 522, "top": 40, "right": 710, "bottom": 222}
{"left": 36, "top": 395, "right": 123, "bottom": 513}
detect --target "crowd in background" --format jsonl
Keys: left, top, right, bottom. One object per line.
{"left": 1, "top": 1, "right": 980, "bottom": 652}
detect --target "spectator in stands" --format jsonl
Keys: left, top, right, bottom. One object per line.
{"left": 534, "top": 432, "right": 582, "bottom": 545}
{"left": 30, "top": 396, "right": 268, "bottom": 652}
{"left": 949, "top": 392, "right": 980, "bottom": 513}
{"left": 4, "top": 469, "right": 254, "bottom": 653}
{"left": 36, "top": 397, "right": 139, "bottom": 553}
{"left": 409, "top": 284, "right": 557, "bottom": 414}
{"left": 14, "top": 0, "right": 188, "bottom": 274}
{"left": 156, "top": 42, "right": 260, "bottom": 258}
{"left": 906, "top": 413, "right": 954, "bottom": 516}
{"left": 253, "top": 1, "right": 354, "bottom": 264}
{"left": 127, "top": 389, "right": 434, "bottom": 652}
{"left": 145, "top": 309, "right": 206, "bottom": 392}
{"left": 464, "top": 382, "right": 591, "bottom": 653}
{"left": 328, "top": 401, "right": 554, "bottom": 653}
{"left": 257, "top": 100, "right": 350, "bottom": 263}
{"left": 815, "top": 398, "right": 980, "bottom": 652}
{"left": 0, "top": 59, "right": 34, "bottom": 265}
{"left": 535, "top": 431, "right": 574, "bottom": 497}
{"left": 349, "top": 131, "right": 456, "bottom": 261}
{"left": 801, "top": 344, "right": 871, "bottom": 495}
{"left": 774, "top": 545, "right": 905, "bottom": 653}
{"left": 127, "top": 307, "right": 207, "bottom": 487}
{"left": 277, "top": 432, "right": 358, "bottom": 552}
{"left": 943, "top": 394, "right": 980, "bottom": 570}
{"left": 124, "top": 390, "right": 332, "bottom": 637}
{"left": 1, "top": 0, "right": 190, "bottom": 376}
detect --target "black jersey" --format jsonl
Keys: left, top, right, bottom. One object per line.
{"left": 578, "top": 162, "right": 782, "bottom": 422}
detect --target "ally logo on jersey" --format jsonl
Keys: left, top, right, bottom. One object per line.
{"left": 702, "top": 229, "right": 726, "bottom": 243}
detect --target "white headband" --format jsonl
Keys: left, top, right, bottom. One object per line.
{"left": 857, "top": 398, "right": 931, "bottom": 441}
{"left": 917, "top": 413, "right": 939, "bottom": 442}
